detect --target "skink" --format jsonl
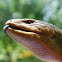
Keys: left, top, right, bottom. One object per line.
{"left": 3, "top": 19, "right": 62, "bottom": 62}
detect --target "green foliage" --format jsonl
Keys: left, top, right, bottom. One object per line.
{"left": 0, "top": 0, "right": 62, "bottom": 62}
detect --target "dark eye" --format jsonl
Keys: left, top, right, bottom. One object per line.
{"left": 23, "top": 20, "right": 35, "bottom": 24}
{"left": 51, "top": 35, "right": 56, "bottom": 39}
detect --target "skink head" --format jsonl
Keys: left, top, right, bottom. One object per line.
{"left": 4, "top": 19, "right": 57, "bottom": 37}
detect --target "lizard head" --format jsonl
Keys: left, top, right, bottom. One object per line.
{"left": 4, "top": 19, "right": 57, "bottom": 46}
{"left": 4, "top": 18, "right": 57, "bottom": 36}
{"left": 3, "top": 19, "right": 60, "bottom": 62}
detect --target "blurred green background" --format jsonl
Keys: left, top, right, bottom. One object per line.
{"left": 0, "top": 0, "right": 62, "bottom": 62}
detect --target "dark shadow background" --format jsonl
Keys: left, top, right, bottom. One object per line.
{"left": 0, "top": 0, "right": 62, "bottom": 62}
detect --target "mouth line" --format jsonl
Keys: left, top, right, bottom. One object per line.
{"left": 9, "top": 25, "right": 33, "bottom": 32}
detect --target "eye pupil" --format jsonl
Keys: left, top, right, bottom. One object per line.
{"left": 27, "top": 21, "right": 31, "bottom": 24}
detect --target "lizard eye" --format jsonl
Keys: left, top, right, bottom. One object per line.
{"left": 23, "top": 20, "right": 35, "bottom": 24}
{"left": 51, "top": 35, "right": 56, "bottom": 39}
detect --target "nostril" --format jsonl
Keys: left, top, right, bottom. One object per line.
{"left": 23, "top": 20, "right": 35, "bottom": 24}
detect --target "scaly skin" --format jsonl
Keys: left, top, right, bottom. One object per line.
{"left": 4, "top": 19, "right": 62, "bottom": 62}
